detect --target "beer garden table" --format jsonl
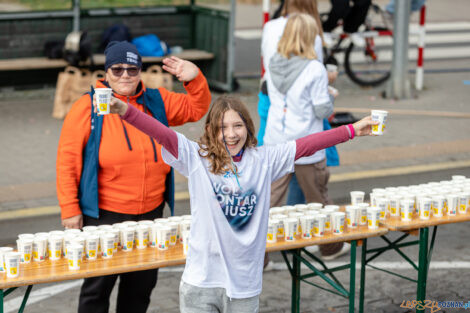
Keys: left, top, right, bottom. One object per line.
{"left": 0, "top": 226, "right": 388, "bottom": 313}
{"left": 358, "top": 211, "right": 470, "bottom": 313}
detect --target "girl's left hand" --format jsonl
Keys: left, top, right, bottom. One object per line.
{"left": 352, "top": 116, "right": 380, "bottom": 136}
{"left": 162, "top": 56, "right": 199, "bottom": 82}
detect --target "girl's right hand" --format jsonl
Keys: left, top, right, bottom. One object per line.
{"left": 93, "top": 95, "right": 129, "bottom": 116}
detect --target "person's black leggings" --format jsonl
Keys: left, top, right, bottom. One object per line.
{"left": 78, "top": 203, "right": 165, "bottom": 313}
{"left": 322, "top": 0, "right": 372, "bottom": 33}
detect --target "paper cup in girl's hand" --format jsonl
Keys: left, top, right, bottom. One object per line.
{"left": 95, "top": 88, "right": 112, "bottom": 115}
{"left": 371, "top": 110, "right": 388, "bottom": 135}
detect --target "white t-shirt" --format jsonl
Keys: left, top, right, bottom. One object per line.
{"left": 264, "top": 60, "right": 330, "bottom": 165}
{"left": 261, "top": 16, "right": 324, "bottom": 79}
{"left": 162, "top": 132, "right": 296, "bottom": 298}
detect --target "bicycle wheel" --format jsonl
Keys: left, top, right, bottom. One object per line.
{"left": 344, "top": 34, "right": 392, "bottom": 87}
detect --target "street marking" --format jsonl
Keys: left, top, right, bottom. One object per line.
{"left": 1, "top": 161, "right": 468, "bottom": 221}
{"left": 5, "top": 260, "right": 470, "bottom": 312}
{"left": 330, "top": 160, "right": 470, "bottom": 183}
{"left": 4, "top": 280, "right": 83, "bottom": 313}
{"left": 264, "top": 261, "right": 470, "bottom": 272}
{"left": 334, "top": 107, "right": 470, "bottom": 118}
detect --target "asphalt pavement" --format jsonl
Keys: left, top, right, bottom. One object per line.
{"left": 1, "top": 0, "right": 470, "bottom": 311}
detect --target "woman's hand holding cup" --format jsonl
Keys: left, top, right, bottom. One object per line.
{"left": 352, "top": 116, "right": 380, "bottom": 137}
{"left": 93, "top": 94, "right": 128, "bottom": 116}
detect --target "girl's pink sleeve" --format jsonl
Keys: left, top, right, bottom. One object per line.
{"left": 122, "top": 104, "right": 179, "bottom": 158}
{"left": 295, "top": 125, "right": 353, "bottom": 160}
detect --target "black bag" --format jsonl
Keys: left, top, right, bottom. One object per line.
{"left": 44, "top": 40, "right": 65, "bottom": 59}
{"left": 63, "top": 31, "right": 94, "bottom": 67}
{"left": 100, "top": 24, "right": 132, "bottom": 52}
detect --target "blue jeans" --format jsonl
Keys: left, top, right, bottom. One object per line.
{"left": 286, "top": 174, "right": 306, "bottom": 205}
{"left": 385, "top": 0, "right": 426, "bottom": 14}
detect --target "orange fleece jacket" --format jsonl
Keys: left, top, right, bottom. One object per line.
{"left": 57, "top": 71, "right": 211, "bottom": 219}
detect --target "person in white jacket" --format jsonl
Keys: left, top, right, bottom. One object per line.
{"left": 264, "top": 13, "right": 348, "bottom": 260}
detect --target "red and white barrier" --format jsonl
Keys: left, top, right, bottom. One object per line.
{"left": 415, "top": 5, "right": 426, "bottom": 90}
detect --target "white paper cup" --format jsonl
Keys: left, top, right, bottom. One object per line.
{"left": 320, "top": 209, "right": 333, "bottom": 231}
{"left": 64, "top": 229, "right": 81, "bottom": 235}
{"left": 367, "top": 207, "right": 381, "bottom": 229}
{"left": 18, "top": 234, "right": 35, "bottom": 241}
{"left": 332, "top": 212, "right": 345, "bottom": 235}
{"left": 357, "top": 203, "right": 369, "bottom": 225}
{"left": 313, "top": 214, "right": 326, "bottom": 237}
{"left": 0, "top": 247, "right": 14, "bottom": 272}
{"left": 452, "top": 175, "right": 466, "bottom": 181}
{"left": 48, "top": 235, "right": 63, "bottom": 260}
{"left": 267, "top": 219, "right": 278, "bottom": 243}
{"left": 294, "top": 204, "right": 309, "bottom": 212}
{"left": 85, "top": 235, "right": 99, "bottom": 260}
{"left": 299, "top": 215, "right": 315, "bottom": 239}
{"left": 100, "top": 234, "right": 115, "bottom": 258}
{"left": 149, "top": 224, "right": 159, "bottom": 248}
{"left": 95, "top": 88, "right": 112, "bottom": 115}
{"left": 284, "top": 218, "right": 298, "bottom": 241}
{"left": 418, "top": 197, "right": 432, "bottom": 220}
{"left": 49, "top": 230, "right": 65, "bottom": 236}
{"left": 33, "top": 236, "right": 48, "bottom": 262}
{"left": 323, "top": 205, "right": 340, "bottom": 212}
{"left": 71, "top": 236, "right": 86, "bottom": 259}
{"left": 140, "top": 219, "right": 158, "bottom": 226}
{"left": 5, "top": 252, "right": 21, "bottom": 278}
{"left": 179, "top": 220, "right": 191, "bottom": 243}
{"left": 167, "top": 222, "right": 179, "bottom": 246}
{"left": 135, "top": 225, "right": 149, "bottom": 249}
{"left": 63, "top": 234, "right": 77, "bottom": 257}
{"left": 272, "top": 214, "right": 287, "bottom": 238}
{"left": 157, "top": 226, "right": 171, "bottom": 250}
{"left": 304, "top": 210, "right": 319, "bottom": 216}
{"left": 371, "top": 110, "right": 388, "bottom": 135}
{"left": 389, "top": 195, "right": 401, "bottom": 217}
{"left": 350, "top": 191, "right": 365, "bottom": 205}
{"left": 376, "top": 198, "right": 389, "bottom": 220}
{"left": 17, "top": 239, "right": 33, "bottom": 264}
{"left": 307, "top": 202, "right": 323, "bottom": 210}
{"left": 269, "top": 207, "right": 285, "bottom": 217}
{"left": 401, "top": 199, "right": 414, "bottom": 221}
{"left": 459, "top": 193, "right": 470, "bottom": 214}
{"left": 82, "top": 226, "right": 98, "bottom": 233}
{"left": 345, "top": 205, "right": 360, "bottom": 228}
{"left": 123, "top": 221, "right": 138, "bottom": 227}
{"left": 283, "top": 206, "right": 297, "bottom": 215}
{"left": 432, "top": 196, "right": 445, "bottom": 217}
{"left": 446, "top": 194, "right": 459, "bottom": 216}
{"left": 182, "top": 230, "right": 190, "bottom": 255}
{"left": 121, "top": 227, "right": 135, "bottom": 252}
{"left": 67, "top": 244, "right": 83, "bottom": 270}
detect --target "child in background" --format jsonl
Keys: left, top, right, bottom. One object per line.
{"left": 97, "top": 93, "right": 377, "bottom": 312}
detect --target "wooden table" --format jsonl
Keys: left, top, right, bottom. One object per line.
{"left": 1, "top": 226, "right": 388, "bottom": 313}
{"left": 358, "top": 211, "right": 470, "bottom": 313}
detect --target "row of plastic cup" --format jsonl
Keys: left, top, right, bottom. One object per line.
{"left": 1, "top": 215, "right": 193, "bottom": 275}
{"left": 350, "top": 176, "right": 470, "bottom": 222}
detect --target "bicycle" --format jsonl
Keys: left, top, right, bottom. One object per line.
{"left": 321, "top": 3, "right": 394, "bottom": 87}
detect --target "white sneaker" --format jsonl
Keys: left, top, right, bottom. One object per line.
{"left": 350, "top": 33, "right": 366, "bottom": 47}
{"left": 305, "top": 245, "right": 319, "bottom": 254}
{"left": 321, "top": 243, "right": 351, "bottom": 261}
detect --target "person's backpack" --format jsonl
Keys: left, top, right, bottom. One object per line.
{"left": 63, "top": 31, "right": 94, "bottom": 67}
{"left": 100, "top": 24, "right": 132, "bottom": 52}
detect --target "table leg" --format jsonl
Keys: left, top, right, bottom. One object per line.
{"left": 349, "top": 240, "right": 357, "bottom": 313}
{"left": 416, "top": 227, "right": 429, "bottom": 313}
{"left": 359, "top": 238, "right": 367, "bottom": 313}
{"left": 291, "top": 249, "right": 301, "bottom": 313}
{"left": 18, "top": 285, "right": 33, "bottom": 313}
{"left": 1, "top": 289, "right": 4, "bottom": 313}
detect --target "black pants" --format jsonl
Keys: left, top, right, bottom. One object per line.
{"left": 322, "top": 0, "right": 372, "bottom": 33}
{"left": 78, "top": 203, "right": 165, "bottom": 313}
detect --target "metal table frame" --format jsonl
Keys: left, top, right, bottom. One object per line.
{"left": 282, "top": 240, "right": 358, "bottom": 313}
{"left": 359, "top": 226, "right": 438, "bottom": 313}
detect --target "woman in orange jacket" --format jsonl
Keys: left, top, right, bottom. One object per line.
{"left": 56, "top": 41, "right": 211, "bottom": 313}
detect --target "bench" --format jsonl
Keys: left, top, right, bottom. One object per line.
{"left": 0, "top": 5, "right": 233, "bottom": 90}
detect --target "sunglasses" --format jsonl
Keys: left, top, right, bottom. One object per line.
{"left": 110, "top": 67, "right": 140, "bottom": 77}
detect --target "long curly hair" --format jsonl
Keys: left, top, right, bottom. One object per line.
{"left": 198, "top": 95, "right": 258, "bottom": 175}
